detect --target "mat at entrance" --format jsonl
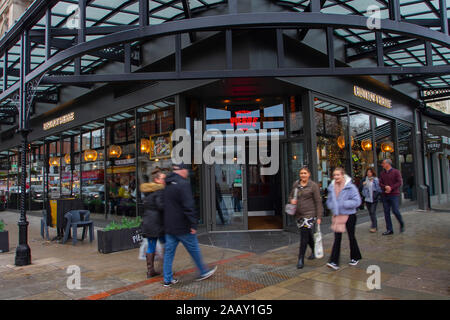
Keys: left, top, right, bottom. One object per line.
{"left": 248, "top": 216, "right": 283, "bottom": 230}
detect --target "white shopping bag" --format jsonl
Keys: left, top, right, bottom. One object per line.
{"left": 155, "top": 239, "right": 164, "bottom": 261}
{"left": 314, "top": 224, "right": 324, "bottom": 259}
{"left": 138, "top": 238, "right": 148, "bottom": 260}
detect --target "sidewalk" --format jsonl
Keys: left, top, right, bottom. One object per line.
{"left": 0, "top": 208, "right": 449, "bottom": 300}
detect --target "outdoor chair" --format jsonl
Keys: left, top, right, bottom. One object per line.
{"left": 40, "top": 209, "right": 50, "bottom": 240}
{"left": 62, "top": 210, "right": 94, "bottom": 245}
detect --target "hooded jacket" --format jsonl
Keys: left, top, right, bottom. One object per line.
{"left": 140, "top": 182, "right": 165, "bottom": 238}
{"left": 163, "top": 172, "right": 198, "bottom": 235}
{"left": 326, "top": 175, "right": 361, "bottom": 216}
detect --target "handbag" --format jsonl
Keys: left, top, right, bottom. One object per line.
{"left": 314, "top": 224, "right": 324, "bottom": 259}
{"left": 331, "top": 214, "right": 349, "bottom": 233}
{"left": 285, "top": 187, "right": 298, "bottom": 216}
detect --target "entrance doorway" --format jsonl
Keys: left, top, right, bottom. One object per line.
{"left": 205, "top": 98, "right": 284, "bottom": 231}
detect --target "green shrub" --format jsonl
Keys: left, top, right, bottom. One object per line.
{"left": 0, "top": 220, "right": 4, "bottom": 232}
{"left": 104, "top": 216, "right": 142, "bottom": 231}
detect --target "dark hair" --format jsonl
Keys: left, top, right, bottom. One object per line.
{"left": 299, "top": 166, "right": 311, "bottom": 174}
{"left": 366, "top": 168, "right": 377, "bottom": 177}
{"left": 151, "top": 169, "right": 164, "bottom": 181}
{"left": 333, "top": 167, "right": 346, "bottom": 175}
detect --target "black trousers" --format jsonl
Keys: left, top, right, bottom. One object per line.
{"left": 298, "top": 227, "right": 314, "bottom": 259}
{"left": 329, "top": 214, "right": 362, "bottom": 265}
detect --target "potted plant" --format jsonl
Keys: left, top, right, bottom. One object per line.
{"left": 0, "top": 220, "right": 9, "bottom": 253}
{"left": 97, "top": 216, "right": 143, "bottom": 254}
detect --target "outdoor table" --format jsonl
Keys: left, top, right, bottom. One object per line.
{"left": 47, "top": 198, "right": 84, "bottom": 240}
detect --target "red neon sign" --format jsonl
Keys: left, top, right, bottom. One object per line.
{"left": 230, "top": 111, "right": 258, "bottom": 130}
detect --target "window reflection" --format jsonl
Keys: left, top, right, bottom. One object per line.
{"left": 314, "top": 98, "right": 349, "bottom": 216}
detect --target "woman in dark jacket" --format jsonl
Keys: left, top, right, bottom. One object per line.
{"left": 289, "top": 166, "right": 323, "bottom": 269}
{"left": 140, "top": 170, "right": 166, "bottom": 278}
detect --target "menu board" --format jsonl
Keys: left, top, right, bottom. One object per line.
{"left": 149, "top": 132, "right": 172, "bottom": 160}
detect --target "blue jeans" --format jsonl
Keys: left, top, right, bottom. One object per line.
{"left": 146, "top": 236, "right": 165, "bottom": 254}
{"left": 163, "top": 233, "right": 208, "bottom": 283}
{"left": 382, "top": 195, "right": 404, "bottom": 232}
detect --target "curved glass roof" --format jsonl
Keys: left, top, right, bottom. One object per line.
{"left": 276, "top": 0, "right": 450, "bottom": 88}
{"left": 0, "top": 0, "right": 448, "bottom": 118}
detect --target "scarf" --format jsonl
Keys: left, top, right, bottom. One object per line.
{"left": 366, "top": 177, "right": 374, "bottom": 203}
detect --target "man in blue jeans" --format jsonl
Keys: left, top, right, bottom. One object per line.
{"left": 162, "top": 163, "right": 217, "bottom": 287}
{"left": 379, "top": 159, "right": 405, "bottom": 235}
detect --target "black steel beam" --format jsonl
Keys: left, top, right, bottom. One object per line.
{"left": 347, "top": 38, "right": 424, "bottom": 63}
{"left": 226, "top": 29, "right": 232, "bottom": 69}
{"left": 2, "top": 52, "right": 7, "bottom": 92}
{"left": 375, "top": 32, "right": 384, "bottom": 67}
{"left": 139, "top": 0, "right": 149, "bottom": 27}
{"left": 228, "top": 0, "right": 237, "bottom": 14}
{"left": 181, "top": 0, "right": 197, "bottom": 42}
{"left": 45, "top": 8, "right": 51, "bottom": 61}
{"left": 392, "top": 74, "right": 442, "bottom": 85}
{"left": 389, "top": 0, "right": 401, "bottom": 21}
{"left": 276, "top": 29, "right": 285, "bottom": 68}
{"left": 439, "top": 0, "right": 449, "bottom": 35}
{"left": 40, "top": 65, "right": 450, "bottom": 85}
{"left": 326, "top": 27, "right": 335, "bottom": 70}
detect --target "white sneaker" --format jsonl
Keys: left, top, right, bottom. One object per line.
{"left": 348, "top": 259, "right": 359, "bottom": 266}
{"left": 326, "top": 262, "right": 340, "bottom": 270}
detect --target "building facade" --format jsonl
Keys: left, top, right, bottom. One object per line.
{"left": 0, "top": 0, "right": 449, "bottom": 233}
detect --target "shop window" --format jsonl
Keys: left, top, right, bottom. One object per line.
{"left": 287, "top": 96, "right": 303, "bottom": 137}
{"left": 349, "top": 111, "right": 373, "bottom": 189}
{"left": 397, "top": 122, "right": 415, "bottom": 202}
{"left": 314, "top": 98, "right": 349, "bottom": 216}
{"left": 81, "top": 122, "right": 105, "bottom": 215}
{"left": 375, "top": 117, "right": 394, "bottom": 174}
{"left": 106, "top": 111, "right": 136, "bottom": 217}
{"left": 137, "top": 98, "right": 175, "bottom": 216}
{"left": 29, "top": 141, "right": 44, "bottom": 210}
{"left": 8, "top": 152, "right": 19, "bottom": 209}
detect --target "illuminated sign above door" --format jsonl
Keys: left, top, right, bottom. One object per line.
{"left": 353, "top": 86, "right": 392, "bottom": 109}
{"left": 230, "top": 110, "right": 258, "bottom": 130}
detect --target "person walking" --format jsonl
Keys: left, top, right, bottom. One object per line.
{"left": 326, "top": 167, "right": 362, "bottom": 270}
{"left": 162, "top": 163, "right": 217, "bottom": 287}
{"left": 379, "top": 159, "right": 405, "bottom": 235}
{"left": 289, "top": 167, "right": 323, "bottom": 269}
{"left": 140, "top": 169, "right": 166, "bottom": 278}
{"left": 361, "top": 168, "right": 382, "bottom": 233}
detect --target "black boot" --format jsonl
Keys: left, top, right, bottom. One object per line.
{"left": 297, "top": 256, "right": 304, "bottom": 269}
{"left": 146, "top": 253, "right": 160, "bottom": 278}
{"left": 308, "top": 252, "right": 315, "bottom": 260}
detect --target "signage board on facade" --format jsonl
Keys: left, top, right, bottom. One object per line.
{"left": 353, "top": 86, "right": 392, "bottom": 109}
{"left": 43, "top": 112, "right": 75, "bottom": 130}
{"left": 426, "top": 137, "right": 443, "bottom": 153}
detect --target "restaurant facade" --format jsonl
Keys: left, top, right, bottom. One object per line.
{"left": 0, "top": 0, "right": 449, "bottom": 233}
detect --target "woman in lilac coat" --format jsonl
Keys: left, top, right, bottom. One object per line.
{"left": 326, "top": 167, "right": 362, "bottom": 270}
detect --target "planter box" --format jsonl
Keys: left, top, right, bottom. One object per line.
{"left": 0, "top": 231, "right": 9, "bottom": 253}
{"left": 97, "top": 227, "right": 143, "bottom": 254}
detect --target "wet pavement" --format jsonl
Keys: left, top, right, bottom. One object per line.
{"left": 0, "top": 206, "right": 449, "bottom": 300}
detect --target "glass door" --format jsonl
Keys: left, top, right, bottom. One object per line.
{"left": 211, "top": 163, "right": 247, "bottom": 231}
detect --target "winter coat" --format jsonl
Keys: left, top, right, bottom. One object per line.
{"left": 140, "top": 182, "right": 165, "bottom": 238}
{"left": 163, "top": 172, "right": 198, "bottom": 235}
{"left": 361, "top": 177, "right": 382, "bottom": 203}
{"left": 288, "top": 180, "right": 323, "bottom": 220}
{"left": 326, "top": 175, "right": 361, "bottom": 216}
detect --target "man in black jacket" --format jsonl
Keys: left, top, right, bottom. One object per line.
{"left": 162, "top": 163, "right": 217, "bottom": 287}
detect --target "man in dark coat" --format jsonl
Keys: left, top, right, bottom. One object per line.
{"left": 162, "top": 163, "right": 217, "bottom": 287}
{"left": 379, "top": 159, "right": 405, "bottom": 235}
